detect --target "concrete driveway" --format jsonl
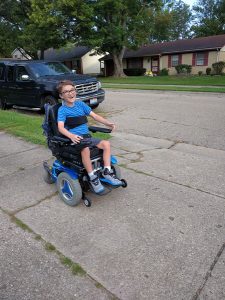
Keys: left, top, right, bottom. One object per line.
{"left": 0, "top": 90, "right": 225, "bottom": 300}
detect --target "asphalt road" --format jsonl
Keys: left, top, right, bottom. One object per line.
{"left": 99, "top": 89, "right": 225, "bottom": 151}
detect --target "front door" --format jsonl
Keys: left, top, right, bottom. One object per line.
{"left": 151, "top": 56, "right": 159, "bottom": 75}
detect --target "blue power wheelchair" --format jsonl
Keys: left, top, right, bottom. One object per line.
{"left": 42, "top": 103, "right": 127, "bottom": 207}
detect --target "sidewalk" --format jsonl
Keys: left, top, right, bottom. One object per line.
{"left": 0, "top": 131, "right": 225, "bottom": 299}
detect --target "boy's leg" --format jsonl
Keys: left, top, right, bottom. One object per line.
{"left": 96, "top": 140, "right": 122, "bottom": 186}
{"left": 96, "top": 140, "right": 111, "bottom": 167}
{"left": 81, "top": 147, "right": 92, "bottom": 173}
{"left": 81, "top": 147, "right": 104, "bottom": 193}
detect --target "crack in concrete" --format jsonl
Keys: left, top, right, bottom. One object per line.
{"left": 192, "top": 241, "right": 225, "bottom": 300}
{"left": 10, "top": 191, "right": 58, "bottom": 215}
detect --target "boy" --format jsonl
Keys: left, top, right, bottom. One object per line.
{"left": 57, "top": 80, "right": 121, "bottom": 194}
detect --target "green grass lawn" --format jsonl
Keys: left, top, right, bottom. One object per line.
{"left": 0, "top": 110, "right": 110, "bottom": 146}
{"left": 100, "top": 75, "right": 225, "bottom": 86}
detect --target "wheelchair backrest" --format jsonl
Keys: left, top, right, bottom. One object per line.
{"left": 42, "top": 103, "right": 62, "bottom": 138}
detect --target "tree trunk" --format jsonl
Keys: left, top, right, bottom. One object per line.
{"left": 40, "top": 49, "right": 45, "bottom": 60}
{"left": 112, "top": 47, "right": 126, "bottom": 77}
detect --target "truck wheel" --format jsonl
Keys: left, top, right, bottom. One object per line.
{"left": 0, "top": 97, "right": 7, "bottom": 110}
{"left": 91, "top": 104, "right": 99, "bottom": 109}
{"left": 41, "top": 95, "right": 57, "bottom": 112}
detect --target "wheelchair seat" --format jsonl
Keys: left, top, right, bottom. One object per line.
{"left": 46, "top": 103, "right": 103, "bottom": 167}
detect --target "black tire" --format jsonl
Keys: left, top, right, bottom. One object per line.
{"left": 40, "top": 95, "right": 57, "bottom": 112}
{"left": 83, "top": 197, "right": 91, "bottom": 207}
{"left": 56, "top": 172, "right": 82, "bottom": 206}
{"left": 91, "top": 104, "right": 99, "bottom": 109}
{"left": 43, "top": 168, "right": 54, "bottom": 184}
{"left": 121, "top": 179, "right": 127, "bottom": 188}
{"left": 0, "top": 97, "right": 7, "bottom": 110}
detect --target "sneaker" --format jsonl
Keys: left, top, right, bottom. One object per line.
{"left": 102, "top": 168, "right": 122, "bottom": 186}
{"left": 89, "top": 174, "right": 105, "bottom": 194}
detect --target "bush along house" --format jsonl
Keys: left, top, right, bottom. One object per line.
{"left": 101, "top": 34, "right": 225, "bottom": 76}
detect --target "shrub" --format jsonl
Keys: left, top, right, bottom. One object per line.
{"left": 206, "top": 67, "right": 211, "bottom": 75}
{"left": 123, "top": 68, "right": 146, "bottom": 76}
{"left": 198, "top": 71, "right": 203, "bottom": 76}
{"left": 175, "top": 64, "right": 192, "bottom": 74}
{"left": 159, "top": 68, "right": 169, "bottom": 76}
{"left": 212, "top": 61, "right": 225, "bottom": 75}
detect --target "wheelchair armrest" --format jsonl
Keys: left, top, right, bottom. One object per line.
{"left": 51, "top": 135, "right": 92, "bottom": 147}
{"left": 88, "top": 126, "right": 112, "bottom": 133}
{"left": 52, "top": 136, "right": 71, "bottom": 143}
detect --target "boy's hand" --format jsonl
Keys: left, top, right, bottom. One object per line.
{"left": 69, "top": 133, "right": 83, "bottom": 144}
{"left": 107, "top": 122, "right": 116, "bottom": 131}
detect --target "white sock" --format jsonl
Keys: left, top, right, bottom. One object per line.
{"left": 88, "top": 171, "right": 95, "bottom": 179}
{"left": 104, "top": 166, "right": 111, "bottom": 171}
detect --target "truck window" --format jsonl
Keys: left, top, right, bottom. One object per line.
{"left": 7, "top": 66, "right": 14, "bottom": 82}
{"left": 16, "top": 66, "right": 29, "bottom": 81}
{"left": 0, "top": 65, "right": 5, "bottom": 81}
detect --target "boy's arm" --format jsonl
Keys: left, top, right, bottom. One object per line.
{"left": 58, "top": 121, "right": 83, "bottom": 143}
{"left": 89, "top": 111, "right": 116, "bottom": 131}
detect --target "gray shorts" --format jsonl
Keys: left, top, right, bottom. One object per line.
{"left": 82, "top": 136, "right": 101, "bottom": 147}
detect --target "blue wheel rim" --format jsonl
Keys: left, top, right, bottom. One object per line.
{"left": 61, "top": 179, "right": 73, "bottom": 200}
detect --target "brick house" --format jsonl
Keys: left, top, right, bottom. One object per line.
{"left": 101, "top": 34, "right": 225, "bottom": 76}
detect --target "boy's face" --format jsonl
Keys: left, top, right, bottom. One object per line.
{"left": 60, "top": 84, "right": 76, "bottom": 105}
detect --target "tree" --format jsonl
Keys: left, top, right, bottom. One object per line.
{"left": 150, "top": 0, "right": 192, "bottom": 42}
{"left": 170, "top": 0, "right": 192, "bottom": 40}
{"left": 192, "top": 0, "right": 225, "bottom": 37}
{"left": 0, "top": 0, "right": 29, "bottom": 57}
{"left": 30, "top": 0, "right": 162, "bottom": 77}
{"left": 0, "top": 0, "right": 65, "bottom": 59}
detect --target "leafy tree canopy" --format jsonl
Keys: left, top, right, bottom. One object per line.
{"left": 192, "top": 0, "right": 225, "bottom": 37}
{"left": 30, "top": 0, "right": 162, "bottom": 76}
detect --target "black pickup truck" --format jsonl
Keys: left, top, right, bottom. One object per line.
{"left": 0, "top": 60, "right": 105, "bottom": 111}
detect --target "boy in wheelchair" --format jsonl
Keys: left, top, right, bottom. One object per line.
{"left": 57, "top": 80, "right": 122, "bottom": 194}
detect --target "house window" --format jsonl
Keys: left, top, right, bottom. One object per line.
{"left": 127, "top": 58, "right": 143, "bottom": 69}
{"left": 196, "top": 53, "right": 205, "bottom": 66}
{"left": 168, "top": 54, "right": 182, "bottom": 67}
{"left": 192, "top": 52, "right": 208, "bottom": 66}
{"left": 171, "top": 55, "right": 179, "bottom": 67}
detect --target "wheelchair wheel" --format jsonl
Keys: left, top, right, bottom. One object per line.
{"left": 57, "top": 172, "right": 82, "bottom": 206}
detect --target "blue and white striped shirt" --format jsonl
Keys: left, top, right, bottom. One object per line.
{"left": 57, "top": 101, "right": 91, "bottom": 135}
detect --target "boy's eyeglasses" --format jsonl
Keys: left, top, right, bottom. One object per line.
{"left": 62, "top": 88, "right": 76, "bottom": 95}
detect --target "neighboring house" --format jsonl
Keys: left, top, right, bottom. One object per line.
{"left": 101, "top": 34, "right": 225, "bottom": 76}
{"left": 44, "top": 46, "right": 104, "bottom": 75}
{"left": 11, "top": 48, "right": 32, "bottom": 60}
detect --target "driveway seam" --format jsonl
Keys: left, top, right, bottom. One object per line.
{"left": 191, "top": 241, "right": 225, "bottom": 300}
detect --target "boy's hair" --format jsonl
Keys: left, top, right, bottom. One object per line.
{"left": 57, "top": 80, "right": 75, "bottom": 94}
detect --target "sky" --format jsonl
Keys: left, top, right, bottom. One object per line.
{"left": 182, "top": 0, "right": 195, "bottom": 7}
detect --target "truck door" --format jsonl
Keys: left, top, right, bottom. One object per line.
{"left": 14, "top": 65, "right": 39, "bottom": 107}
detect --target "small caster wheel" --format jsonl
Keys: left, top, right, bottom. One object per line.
{"left": 121, "top": 179, "right": 127, "bottom": 188}
{"left": 83, "top": 198, "right": 91, "bottom": 207}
